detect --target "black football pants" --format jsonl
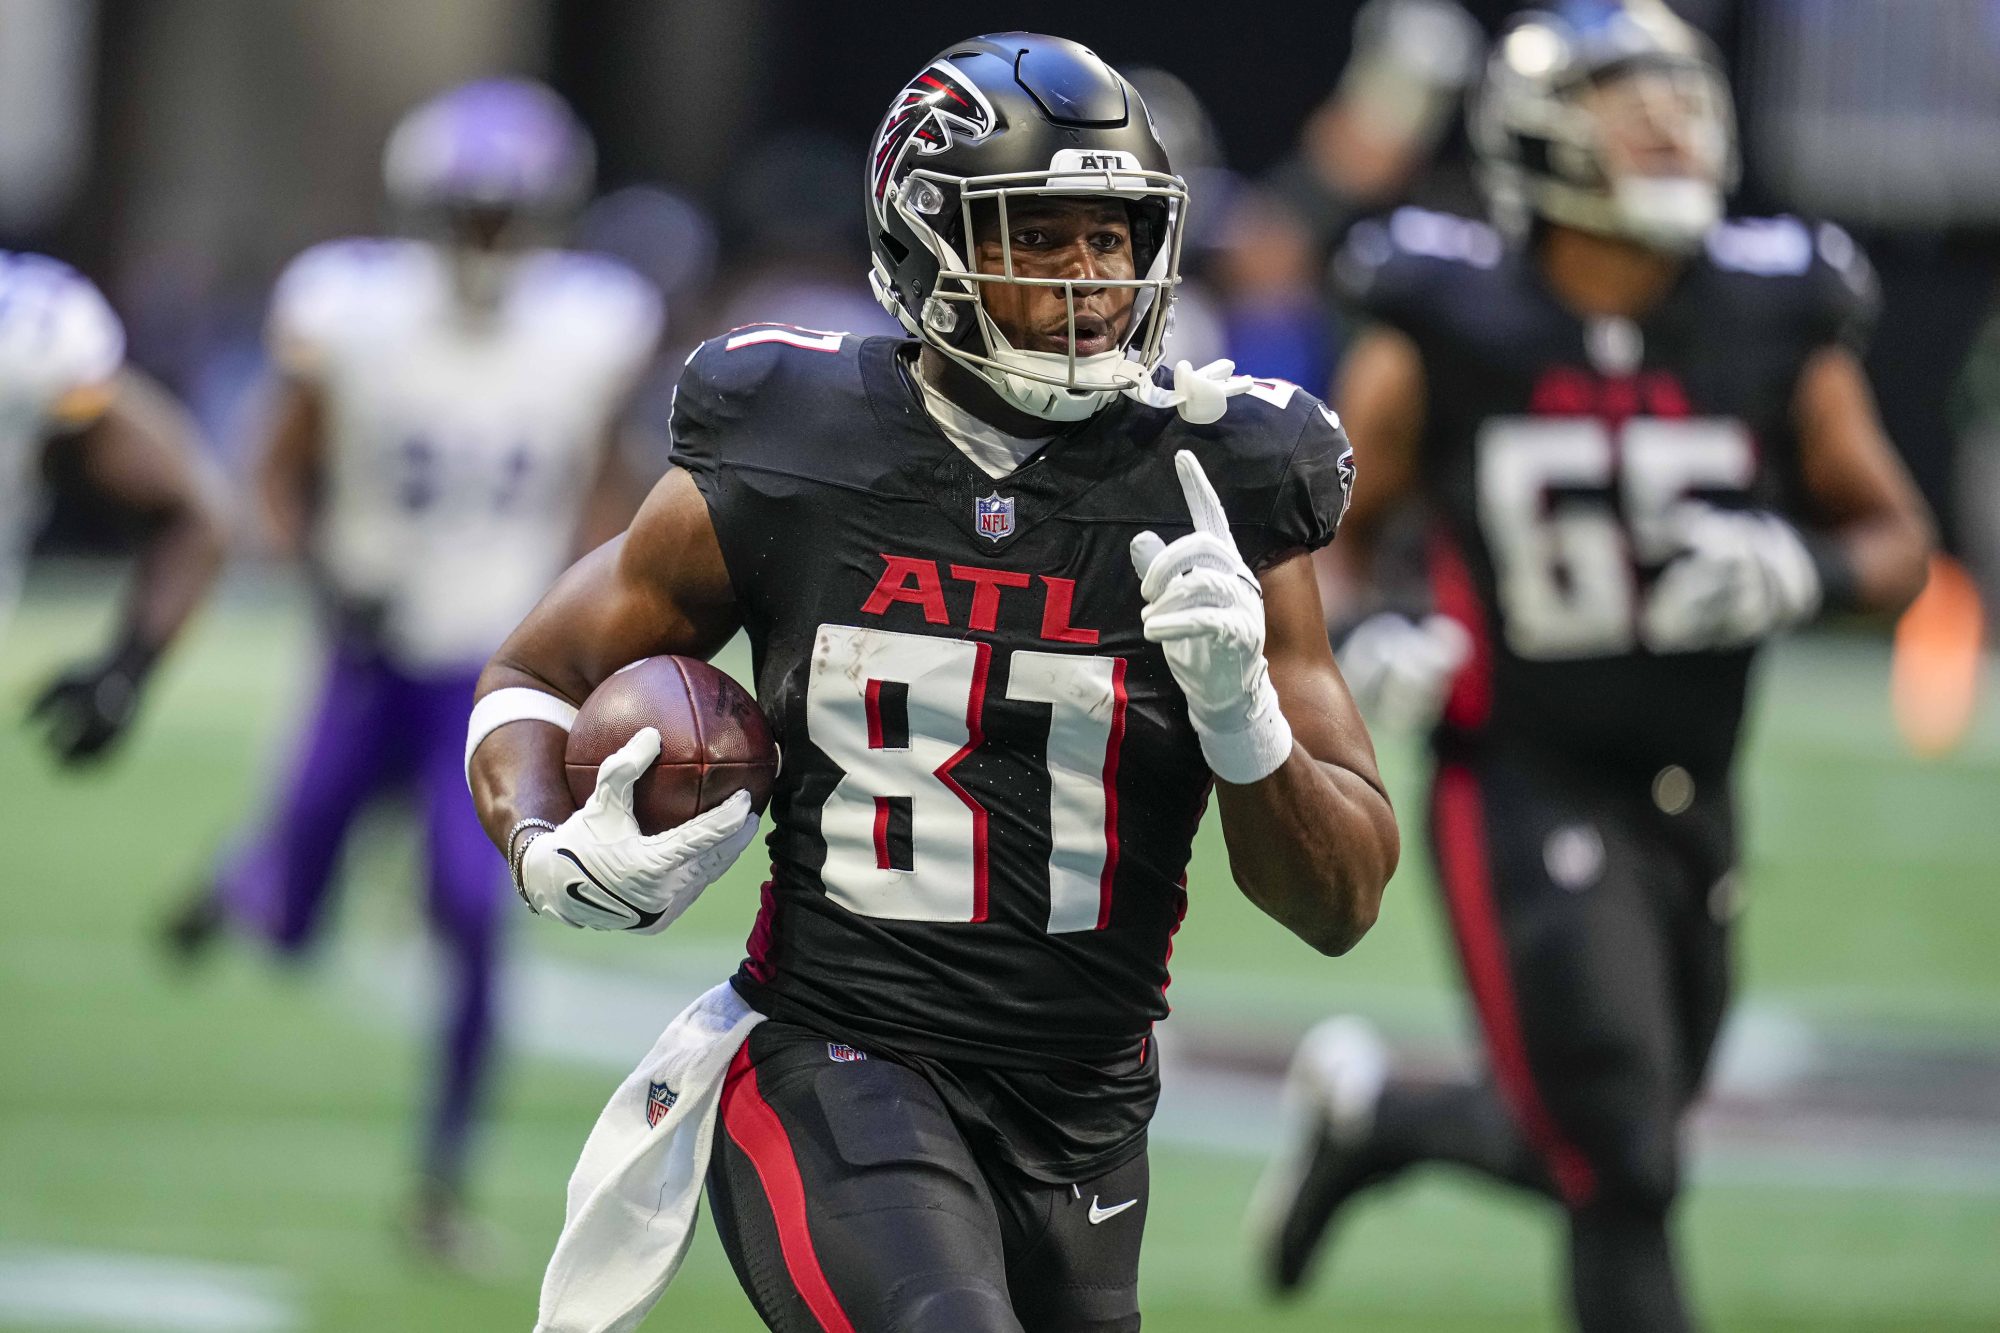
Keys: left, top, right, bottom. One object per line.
{"left": 1374, "top": 751, "right": 1734, "bottom": 1333}
{"left": 706, "top": 1021, "right": 1147, "bottom": 1332}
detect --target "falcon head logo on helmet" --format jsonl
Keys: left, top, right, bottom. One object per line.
{"left": 870, "top": 62, "right": 997, "bottom": 227}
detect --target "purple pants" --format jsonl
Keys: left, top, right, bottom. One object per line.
{"left": 218, "top": 646, "right": 503, "bottom": 1190}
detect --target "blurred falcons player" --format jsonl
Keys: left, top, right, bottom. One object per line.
{"left": 167, "top": 79, "right": 661, "bottom": 1256}
{"left": 465, "top": 33, "right": 1394, "bottom": 1332}
{"left": 3, "top": 255, "right": 226, "bottom": 763}
{"left": 1252, "top": 4, "right": 1934, "bottom": 1330}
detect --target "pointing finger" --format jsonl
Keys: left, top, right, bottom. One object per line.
{"left": 1173, "top": 450, "right": 1231, "bottom": 540}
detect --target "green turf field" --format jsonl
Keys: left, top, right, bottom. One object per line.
{"left": 3, "top": 570, "right": 1997, "bottom": 1331}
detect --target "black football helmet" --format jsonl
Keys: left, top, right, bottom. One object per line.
{"left": 866, "top": 33, "right": 1188, "bottom": 421}
{"left": 1470, "top": 0, "right": 1736, "bottom": 251}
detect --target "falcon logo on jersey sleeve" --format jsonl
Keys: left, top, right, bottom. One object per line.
{"left": 870, "top": 60, "right": 996, "bottom": 221}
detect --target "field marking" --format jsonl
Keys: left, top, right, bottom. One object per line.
{"left": 0, "top": 1246, "right": 299, "bottom": 1331}
{"left": 331, "top": 941, "right": 2000, "bottom": 1197}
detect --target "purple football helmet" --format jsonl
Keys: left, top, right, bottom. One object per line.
{"left": 383, "top": 78, "right": 594, "bottom": 222}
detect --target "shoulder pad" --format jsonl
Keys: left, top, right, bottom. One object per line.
{"left": 276, "top": 237, "right": 420, "bottom": 296}
{"left": 1183, "top": 374, "right": 1353, "bottom": 570}
{"left": 719, "top": 322, "right": 851, "bottom": 355}
{"left": 686, "top": 323, "right": 852, "bottom": 404}
{"left": 1706, "top": 216, "right": 1879, "bottom": 351}
{"left": 519, "top": 250, "right": 663, "bottom": 363}
{"left": 522, "top": 250, "right": 659, "bottom": 318}
{"left": 1802, "top": 221, "right": 1879, "bottom": 351}
{"left": 268, "top": 238, "right": 426, "bottom": 371}
{"left": 683, "top": 322, "right": 850, "bottom": 390}
{"left": 1378, "top": 207, "right": 1505, "bottom": 268}
{"left": 1704, "top": 216, "right": 1816, "bottom": 275}
{"left": 1332, "top": 208, "right": 1502, "bottom": 333}
{"left": 669, "top": 323, "right": 862, "bottom": 475}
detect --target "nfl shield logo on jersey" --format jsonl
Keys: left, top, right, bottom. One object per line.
{"left": 826, "top": 1042, "right": 867, "bottom": 1063}
{"left": 645, "top": 1080, "right": 678, "bottom": 1128}
{"left": 975, "top": 492, "right": 1015, "bottom": 542}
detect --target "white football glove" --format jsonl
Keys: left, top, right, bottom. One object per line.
{"left": 1336, "top": 612, "right": 1472, "bottom": 730}
{"left": 1642, "top": 505, "right": 1822, "bottom": 652}
{"left": 517, "top": 728, "right": 759, "bottom": 935}
{"left": 1131, "top": 450, "right": 1294, "bottom": 785}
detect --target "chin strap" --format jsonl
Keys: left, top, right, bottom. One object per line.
{"left": 1122, "top": 358, "right": 1257, "bottom": 425}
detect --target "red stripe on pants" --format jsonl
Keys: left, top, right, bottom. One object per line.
{"left": 721, "top": 1045, "right": 856, "bottom": 1332}
{"left": 1433, "top": 762, "right": 1599, "bottom": 1206}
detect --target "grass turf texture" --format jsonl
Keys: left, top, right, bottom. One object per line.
{"left": 3, "top": 571, "right": 1997, "bottom": 1331}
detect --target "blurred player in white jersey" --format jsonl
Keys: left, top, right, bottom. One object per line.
{"left": 166, "top": 79, "right": 662, "bottom": 1258}
{"left": 2, "top": 253, "right": 227, "bottom": 763}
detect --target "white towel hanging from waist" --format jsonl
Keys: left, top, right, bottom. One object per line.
{"left": 535, "top": 978, "right": 766, "bottom": 1333}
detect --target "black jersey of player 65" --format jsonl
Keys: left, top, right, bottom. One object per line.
{"left": 670, "top": 324, "right": 1350, "bottom": 1178}
{"left": 1337, "top": 208, "right": 1877, "bottom": 784}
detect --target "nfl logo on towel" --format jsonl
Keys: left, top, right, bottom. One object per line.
{"left": 826, "top": 1043, "right": 867, "bottom": 1063}
{"left": 645, "top": 1080, "right": 678, "bottom": 1128}
{"left": 975, "top": 492, "right": 1015, "bottom": 542}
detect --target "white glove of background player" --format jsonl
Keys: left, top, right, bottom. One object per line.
{"left": 517, "top": 728, "right": 759, "bottom": 934}
{"left": 1131, "top": 450, "right": 1294, "bottom": 785}
{"left": 1642, "top": 505, "right": 1822, "bottom": 651}
{"left": 1336, "top": 612, "right": 1472, "bottom": 730}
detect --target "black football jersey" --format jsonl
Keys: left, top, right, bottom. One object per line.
{"left": 670, "top": 325, "right": 1351, "bottom": 1180}
{"left": 1337, "top": 208, "right": 1876, "bottom": 784}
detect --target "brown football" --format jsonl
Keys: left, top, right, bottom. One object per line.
{"left": 564, "top": 656, "right": 777, "bottom": 835}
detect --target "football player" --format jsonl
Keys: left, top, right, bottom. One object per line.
{"left": 3, "top": 254, "right": 226, "bottom": 764}
{"left": 465, "top": 33, "right": 1396, "bottom": 1331}
{"left": 166, "top": 79, "right": 662, "bottom": 1258}
{"left": 1251, "top": 4, "right": 1935, "bottom": 1331}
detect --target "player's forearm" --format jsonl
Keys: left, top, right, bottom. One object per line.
{"left": 466, "top": 685, "right": 578, "bottom": 854}
{"left": 73, "top": 372, "right": 231, "bottom": 659}
{"left": 1792, "top": 346, "right": 1936, "bottom": 617}
{"left": 116, "top": 499, "right": 227, "bottom": 659}
{"left": 1827, "top": 509, "right": 1934, "bottom": 617}
{"left": 1216, "top": 749, "right": 1398, "bottom": 956}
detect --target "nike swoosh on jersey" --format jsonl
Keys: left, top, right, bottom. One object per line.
{"left": 557, "top": 848, "right": 663, "bottom": 929}
{"left": 1087, "top": 1196, "right": 1138, "bottom": 1225}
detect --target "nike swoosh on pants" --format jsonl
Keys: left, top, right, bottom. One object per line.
{"left": 1087, "top": 1196, "right": 1138, "bottom": 1224}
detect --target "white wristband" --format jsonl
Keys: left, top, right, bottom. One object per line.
{"left": 1191, "top": 676, "right": 1294, "bottom": 785}
{"left": 464, "top": 686, "right": 580, "bottom": 788}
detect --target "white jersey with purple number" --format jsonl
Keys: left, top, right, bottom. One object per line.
{"left": 272, "top": 238, "right": 661, "bottom": 671}
{"left": 0, "top": 251, "right": 126, "bottom": 627}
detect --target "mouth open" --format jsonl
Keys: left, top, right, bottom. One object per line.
{"left": 1036, "top": 312, "right": 1116, "bottom": 359}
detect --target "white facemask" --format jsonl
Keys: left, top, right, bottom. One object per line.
{"left": 1611, "top": 175, "right": 1722, "bottom": 251}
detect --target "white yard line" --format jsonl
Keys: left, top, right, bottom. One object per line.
{"left": 0, "top": 1247, "right": 299, "bottom": 1332}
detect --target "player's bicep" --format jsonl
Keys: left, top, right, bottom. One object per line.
{"left": 484, "top": 466, "right": 739, "bottom": 703}
{"left": 1790, "top": 345, "right": 1935, "bottom": 613}
{"left": 1792, "top": 346, "right": 1929, "bottom": 530}
{"left": 1333, "top": 326, "right": 1424, "bottom": 546}
{"left": 69, "top": 370, "right": 226, "bottom": 523}
{"left": 1260, "top": 551, "right": 1386, "bottom": 790}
